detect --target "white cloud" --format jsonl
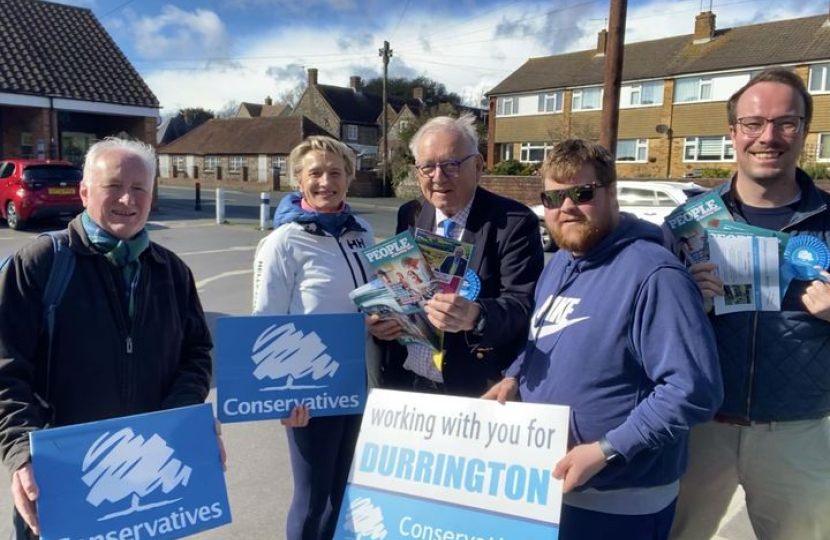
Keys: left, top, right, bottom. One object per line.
{"left": 132, "top": 6, "right": 230, "bottom": 60}
{"left": 139, "top": 0, "right": 827, "bottom": 113}
{"left": 222, "top": 0, "right": 357, "bottom": 12}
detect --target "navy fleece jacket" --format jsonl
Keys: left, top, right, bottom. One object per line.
{"left": 506, "top": 214, "right": 723, "bottom": 491}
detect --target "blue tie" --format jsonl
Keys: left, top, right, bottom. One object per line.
{"left": 442, "top": 219, "right": 455, "bottom": 238}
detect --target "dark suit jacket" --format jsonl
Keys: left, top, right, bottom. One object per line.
{"left": 414, "top": 187, "right": 544, "bottom": 396}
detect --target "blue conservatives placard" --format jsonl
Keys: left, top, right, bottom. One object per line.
{"left": 215, "top": 313, "right": 367, "bottom": 423}
{"left": 334, "top": 390, "right": 570, "bottom": 540}
{"left": 30, "top": 403, "right": 231, "bottom": 540}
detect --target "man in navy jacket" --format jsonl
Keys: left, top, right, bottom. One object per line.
{"left": 370, "top": 114, "right": 544, "bottom": 397}
{"left": 486, "top": 139, "right": 722, "bottom": 540}
{"left": 668, "top": 69, "right": 830, "bottom": 540}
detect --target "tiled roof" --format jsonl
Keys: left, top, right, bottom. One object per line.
{"left": 158, "top": 117, "right": 328, "bottom": 155}
{"left": 0, "top": 0, "right": 158, "bottom": 108}
{"left": 316, "top": 84, "right": 422, "bottom": 124}
{"left": 488, "top": 14, "right": 830, "bottom": 95}
{"left": 238, "top": 102, "right": 292, "bottom": 118}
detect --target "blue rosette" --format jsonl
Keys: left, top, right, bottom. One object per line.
{"left": 459, "top": 269, "right": 481, "bottom": 301}
{"left": 783, "top": 235, "right": 830, "bottom": 281}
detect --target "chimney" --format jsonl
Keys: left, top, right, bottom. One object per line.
{"left": 350, "top": 76, "right": 363, "bottom": 91}
{"left": 412, "top": 86, "right": 425, "bottom": 101}
{"left": 693, "top": 11, "right": 716, "bottom": 44}
{"left": 596, "top": 29, "right": 607, "bottom": 56}
{"left": 264, "top": 95, "right": 273, "bottom": 106}
{"left": 307, "top": 68, "right": 318, "bottom": 86}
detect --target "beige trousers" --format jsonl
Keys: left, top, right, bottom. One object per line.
{"left": 669, "top": 418, "right": 830, "bottom": 540}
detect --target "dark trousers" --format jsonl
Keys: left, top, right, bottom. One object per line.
{"left": 285, "top": 414, "right": 362, "bottom": 540}
{"left": 11, "top": 508, "right": 37, "bottom": 540}
{"left": 559, "top": 498, "right": 677, "bottom": 540}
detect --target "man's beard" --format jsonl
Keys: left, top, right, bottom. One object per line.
{"left": 551, "top": 218, "right": 611, "bottom": 254}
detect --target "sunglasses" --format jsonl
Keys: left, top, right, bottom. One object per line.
{"left": 540, "top": 183, "right": 603, "bottom": 209}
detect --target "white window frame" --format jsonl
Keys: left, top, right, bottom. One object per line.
{"left": 229, "top": 156, "right": 246, "bottom": 172}
{"left": 571, "top": 87, "right": 602, "bottom": 112}
{"left": 519, "top": 142, "right": 553, "bottom": 163}
{"left": 499, "top": 144, "right": 513, "bottom": 161}
{"left": 623, "top": 81, "right": 663, "bottom": 108}
{"left": 272, "top": 156, "right": 287, "bottom": 170}
{"left": 674, "top": 77, "right": 715, "bottom": 103}
{"left": 537, "top": 91, "right": 563, "bottom": 113}
{"left": 172, "top": 156, "right": 186, "bottom": 170}
{"left": 809, "top": 63, "right": 830, "bottom": 93}
{"left": 204, "top": 156, "right": 219, "bottom": 171}
{"left": 347, "top": 125, "right": 359, "bottom": 141}
{"left": 616, "top": 139, "right": 648, "bottom": 162}
{"left": 683, "top": 136, "right": 735, "bottom": 162}
{"left": 818, "top": 133, "right": 830, "bottom": 162}
{"left": 496, "top": 96, "right": 518, "bottom": 116}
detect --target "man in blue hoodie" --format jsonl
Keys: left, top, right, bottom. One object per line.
{"left": 484, "top": 139, "right": 723, "bottom": 540}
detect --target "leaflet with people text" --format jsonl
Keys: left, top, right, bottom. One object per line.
{"left": 665, "top": 192, "right": 733, "bottom": 265}
{"left": 413, "top": 228, "right": 475, "bottom": 295}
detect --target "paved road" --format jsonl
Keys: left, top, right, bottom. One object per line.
{"left": 0, "top": 187, "right": 755, "bottom": 539}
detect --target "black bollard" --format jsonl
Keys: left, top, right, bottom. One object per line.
{"left": 195, "top": 182, "right": 202, "bottom": 211}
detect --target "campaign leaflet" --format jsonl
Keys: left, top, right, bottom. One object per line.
{"left": 348, "top": 279, "right": 442, "bottom": 350}
{"left": 30, "top": 404, "right": 231, "bottom": 540}
{"left": 413, "top": 228, "right": 475, "bottom": 294}
{"left": 361, "top": 231, "right": 440, "bottom": 312}
{"left": 665, "top": 192, "right": 733, "bottom": 265}
{"left": 708, "top": 221, "right": 793, "bottom": 300}
{"left": 708, "top": 232, "right": 781, "bottom": 314}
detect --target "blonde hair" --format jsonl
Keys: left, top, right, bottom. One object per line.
{"left": 289, "top": 135, "right": 356, "bottom": 183}
{"left": 540, "top": 138, "right": 616, "bottom": 186}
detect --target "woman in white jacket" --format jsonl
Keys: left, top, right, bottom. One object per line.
{"left": 252, "top": 136, "right": 377, "bottom": 540}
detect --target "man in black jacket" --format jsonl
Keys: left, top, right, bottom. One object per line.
{"left": 369, "top": 114, "right": 544, "bottom": 396}
{"left": 0, "top": 138, "right": 214, "bottom": 538}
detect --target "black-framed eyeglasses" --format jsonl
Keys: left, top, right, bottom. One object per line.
{"left": 415, "top": 154, "right": 478, "bottom": 178}
{"left": 735, "top": 116, "right": 804, "bottom": 137}
{"left": 540, "top": 183, "right": 603, "bottom": 209}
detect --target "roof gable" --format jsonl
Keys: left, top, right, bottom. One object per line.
{"left": 489, "top": 14, "right": 830, "bottom": 95}
{"left": 0, "top": 0, "right": 158, "bottom": 108}
{"left": 158, "top": 117, "right": 327, "bottom": 155}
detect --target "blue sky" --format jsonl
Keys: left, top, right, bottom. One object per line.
{"left": 56, "top": 0, "right": 827, "bottom": 114}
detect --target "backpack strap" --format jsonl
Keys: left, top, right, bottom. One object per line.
{"left": 37, "top": 231, "right": 75, "bottom": 405}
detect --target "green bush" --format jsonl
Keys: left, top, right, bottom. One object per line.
{"left": 490, "top": 160, "right": 540, "bottom": 176}
{"left": 700, "top": 167, "right": 732, "bottom": 178}
{"left": 802, "top": 162, "right": 829, "bottom": 180}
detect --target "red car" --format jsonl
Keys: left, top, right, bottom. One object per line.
{"left": 0, "top": 159, "right": 83, "bottom": 230}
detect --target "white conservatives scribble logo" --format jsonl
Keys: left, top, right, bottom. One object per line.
{"left": 532, "top": 295, "right": 590, "bottom": 340}
{"left": 82, "top": 428, "right": 192, "bottom": 521}
{"left": 344, "top": 497, "right": 387, "bottom": 540}
{"left": 251, "top": 323, "right": 340, "bottom": 391}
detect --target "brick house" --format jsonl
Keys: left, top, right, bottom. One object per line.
{"left": 157, "top": 116, "right": 327, "bottom": 190}
{"left": 235, "top": 98, "right": 292, "bottom": 118}
{"left": 0, "top": 0, "right": 159, "bottom": 164}
{"left": 291, "top": 69, "right": 423, "bottom": 169}
{"left": 486, "top": 12, "right": 830, "bottom": 178}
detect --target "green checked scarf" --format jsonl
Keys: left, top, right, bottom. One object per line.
{"left": 81, "top": 211, "right": 150, "bottom": 319}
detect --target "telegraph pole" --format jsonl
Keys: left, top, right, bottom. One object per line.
{"left": 379, "top": 40, "right": 393, "bottom": 196}
{"left": 599, "top": 0, "right": 628, "bottom": 155}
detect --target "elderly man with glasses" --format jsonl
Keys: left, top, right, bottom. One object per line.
{"left": 368, "top": 114, "right": 544, "bottom": 397}
{"left": 484, "top": 138, "right": 722, "bottom": 540}
{"left": 668, "top": 69, "right": 830, "bottom": 540}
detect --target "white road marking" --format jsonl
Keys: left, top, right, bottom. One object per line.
{"left": 179, "top": 246, "right": 256, "bottom": 256}
{"left": 196, "top": 269, "right": 253, "bottom": 290}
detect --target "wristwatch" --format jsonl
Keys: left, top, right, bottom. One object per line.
{"left": 472, "top": 305, "right": 486, "bottom": 335}
{"left": 598, "top": 437, "right": 621, "bottom": 463}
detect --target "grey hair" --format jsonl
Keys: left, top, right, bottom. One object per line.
{"left": 83, "top": 137, "right": 156, "bottom": 183}
{"left": 409, "top": 114, "right": 479, "bottom": 162}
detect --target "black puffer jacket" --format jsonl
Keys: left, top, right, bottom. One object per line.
{"left": 708, "top": 170, "right": 830, "bottom": 421}
{"left": 0, "top": 216, "right": 213, "bottom": 472}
